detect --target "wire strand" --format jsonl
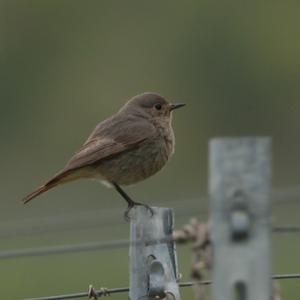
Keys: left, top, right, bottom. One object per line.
{"left": 1, "top": 185, "right": 300, "bottom": 239}
{"left": 273, "top": 226, "right": 300, "bottom": 233}
{"left": 23, "top": 274, "right": 300, "bottom": 300}
{"left": 1, "top": 225, "right": 300, "bottom": 260}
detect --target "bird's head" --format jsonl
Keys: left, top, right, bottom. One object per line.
{"left": 121, "top": 92, "right": 185, "bottom": 120}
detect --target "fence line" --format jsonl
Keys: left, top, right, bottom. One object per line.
{"left": 23, "top": 274, "right": 300, "bottom": 300}
{"left": 1, "top": 225, "right": 299, "bottom": 260}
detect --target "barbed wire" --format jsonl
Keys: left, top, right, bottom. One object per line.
{"left": 1, "top": 225, "right": 299, "bottom": 260}
{"left": 23, "top": 274, "right": 300, "bottom": 300}
{"left": 1, "top": 185, "right": 300, "bottom": 239}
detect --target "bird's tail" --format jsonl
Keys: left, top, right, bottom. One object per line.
{"left": 22, "top": 170, "right": 72, "bottom": 204}
{"left": 22, "top": 185, "right": 53, "bottom": 204}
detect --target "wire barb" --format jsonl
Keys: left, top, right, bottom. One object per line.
{"left": 88, "top": 285, "right": 110, "bottom": 299}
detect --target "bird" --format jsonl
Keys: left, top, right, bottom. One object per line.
{"left": 22, "top": 92, "right": 185, "bottom": 219}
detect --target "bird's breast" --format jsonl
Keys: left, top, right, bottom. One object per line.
{"left": 156, "top": 121, "right": 175, "bottom": 156}
{"left": 96, "top": 129, "right": 174, "bottom": 185}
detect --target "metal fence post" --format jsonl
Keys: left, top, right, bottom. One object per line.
{"left": 209, "top": 137, "right": 272, "bottom": 300}
{"left": 129, "top": 206, "right": 181, "bottom": 300}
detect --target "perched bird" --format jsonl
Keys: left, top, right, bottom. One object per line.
{"left": 22, "top": 92, "right": 185, "bottom": 219}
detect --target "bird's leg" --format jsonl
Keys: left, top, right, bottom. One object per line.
{"left": 112, "top": 182, "right": 154, "bottom": 220}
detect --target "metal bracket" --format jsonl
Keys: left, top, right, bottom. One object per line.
{"left": 129, "top": 206, "right": 181, "bottom": 300}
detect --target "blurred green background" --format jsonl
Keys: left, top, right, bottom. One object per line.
{"left": 1, "top": 1, "right": 300, "bottom": 299}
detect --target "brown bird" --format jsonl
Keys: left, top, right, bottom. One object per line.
{"left": 22, "top": 92, "right": 185, "bottom": 219}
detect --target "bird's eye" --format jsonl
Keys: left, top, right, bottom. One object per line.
{"left": 155, "top": 103, "right": 162, "bottom": 110}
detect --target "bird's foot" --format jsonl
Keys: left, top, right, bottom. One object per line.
{"left": 124, "top": 201, "right": 154, "bottom": 221}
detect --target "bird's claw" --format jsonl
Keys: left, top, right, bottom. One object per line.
{"left": 142, "top": 204, "right": 154, "bottom": 218}
{"left": 124, "top": 202, "right": 154, "bottom": 221}
{"left": 124, "top": 207, "right": 132, "bottom": 222}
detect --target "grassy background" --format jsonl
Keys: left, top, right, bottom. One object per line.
{"left": 1, "top": 1, "right": 300, "bottom": 299}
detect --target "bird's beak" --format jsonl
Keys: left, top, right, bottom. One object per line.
{"left": 170, "top": 103, "right": 186, "bottom": 111}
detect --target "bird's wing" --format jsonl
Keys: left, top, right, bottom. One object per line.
{"left": 22, "top": 115, "right": 156, "bottom": 204}
{"left": 62, "top": 116, "right": 156, "bottom": 172}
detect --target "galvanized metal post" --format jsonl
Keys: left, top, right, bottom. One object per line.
{"left": 209, "top": 137, "right": 272, "bottom": 300}
{"left": 129, "top": 206, "right": 181, "bottom": 300}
